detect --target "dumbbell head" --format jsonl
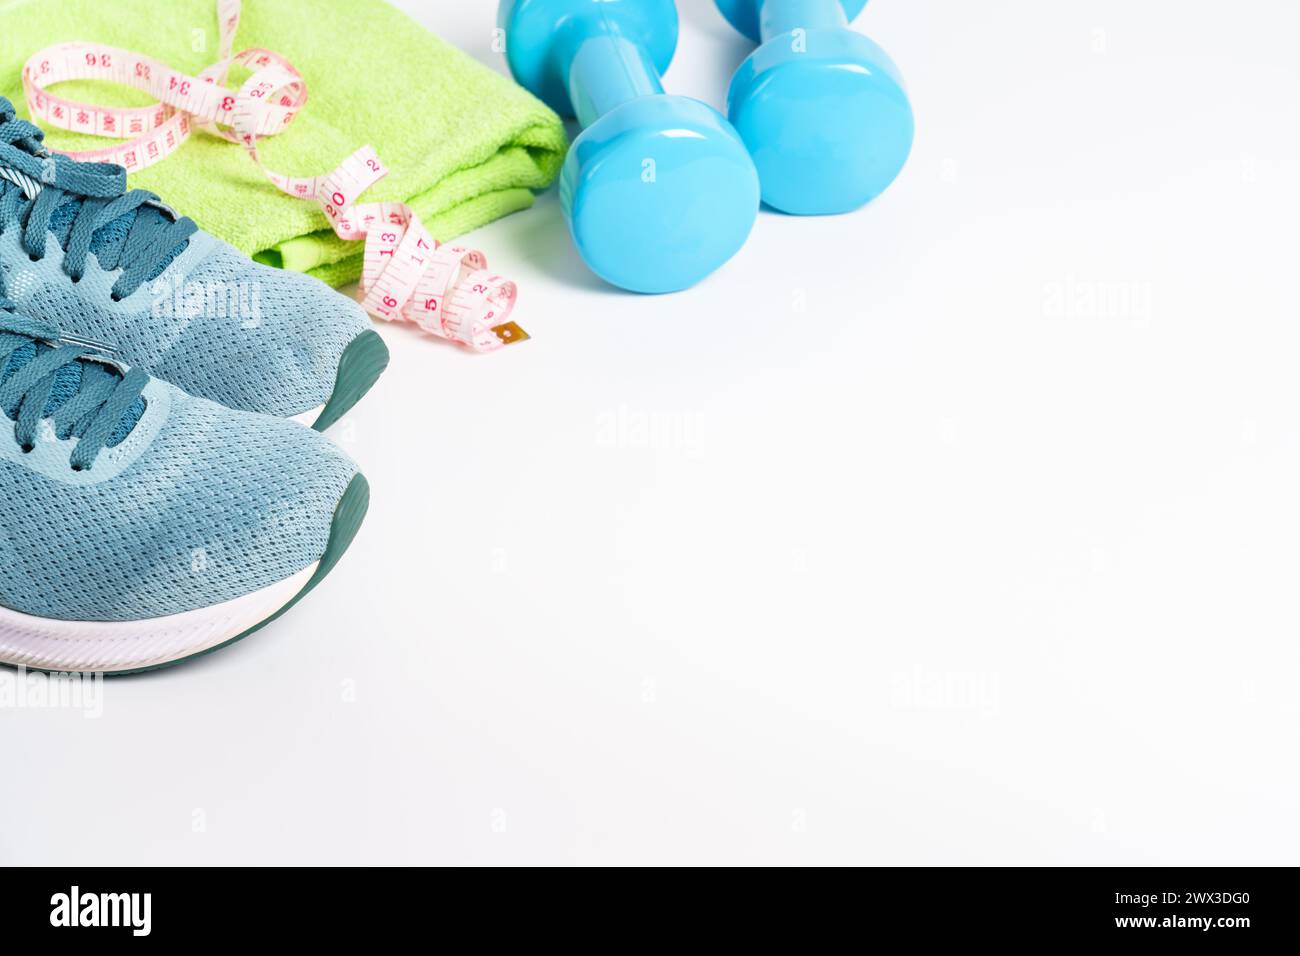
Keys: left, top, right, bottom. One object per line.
{"left": 715, "top": 0, "right": 869, "bottom": 42}
{"left": 500, "top": 0, "right": 760, "bottom": 293}
{"left": 558, "top": 97, "right": 759, "bottom": 293}
{"left": 500, "top": 0, "right": 679, "bottom": 119}
{"left": 717, "top": 0, "right": 913, "bottom": 216}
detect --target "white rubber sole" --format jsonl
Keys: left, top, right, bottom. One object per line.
{"left": 0, "top": 562, "right": 317, "bottom": 673}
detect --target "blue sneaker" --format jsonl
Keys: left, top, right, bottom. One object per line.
{"left": 0, "top": 301, "right": 368, "bottom": 674}
{"left": 0, "top": 99, "right": 387, "bottom": 431}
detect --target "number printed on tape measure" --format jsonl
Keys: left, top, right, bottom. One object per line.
{"left": 20, "top": 0, "right": 526, "bottom": 352}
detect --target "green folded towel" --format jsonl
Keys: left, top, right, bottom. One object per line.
{"left": 0, "top": 0, "right": 567, "bottom": 286}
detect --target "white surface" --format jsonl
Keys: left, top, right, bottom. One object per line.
{"left": 5, "top": 0, "right": 1300, "bottom": 865}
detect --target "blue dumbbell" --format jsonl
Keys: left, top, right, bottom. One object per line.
{"left": 715, "top": 0, "right": 914, "bottom": 215}
{"left": 499, "top": 0, "right": 760, "bottom": 294}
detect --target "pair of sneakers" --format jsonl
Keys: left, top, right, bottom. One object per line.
{"left": 0, "top": 100, "right": 387, "bottom": 674}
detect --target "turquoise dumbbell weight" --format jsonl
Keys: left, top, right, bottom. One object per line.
{"left": 499, "top": 0, "right": 760, "bottom": 293}
{"left": 716, "top": 0, "right": 914, "bottom": 215}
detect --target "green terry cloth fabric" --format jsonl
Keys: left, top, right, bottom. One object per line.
{"left": 0, "top": 0, "right": 567, "bottom": 286}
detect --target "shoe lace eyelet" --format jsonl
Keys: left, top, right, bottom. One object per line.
{"left": 110, "top": 292, "right": 122, "bottom": 302}
{"left": 71, "top": 463, "right": 86, "bottom": 472}
{"left": 19, "top": 443, "right": 34, "bottom": 454}
{"left": 69, "top": 274, "right": 81, "bottom": 284}
{"left": 28, "top": 253, "right": 41, "bottom": 263}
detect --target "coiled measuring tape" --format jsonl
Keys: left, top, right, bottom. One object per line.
{"left": 20, "top": 0, "right": 525, "bottom": 351}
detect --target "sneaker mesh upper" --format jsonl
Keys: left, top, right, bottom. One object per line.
{"left": 5, "top": 240, "right": 372, "bottom": 418}
{"left": 0, "top": 383, "right": 357, "bottom": 621}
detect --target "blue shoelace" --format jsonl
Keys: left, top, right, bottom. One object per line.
{"left": 0, "top": 301, "right": 148, "bottom": 471}
{"left": 0, "top": 99, "right": 196, "bottom": 301}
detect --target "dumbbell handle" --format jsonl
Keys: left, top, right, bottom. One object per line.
{"left": 757, "top": 0, "right": 849, "bottom": 41}
{"left": 565, "top": 34, "right": 665, "bottom": 129}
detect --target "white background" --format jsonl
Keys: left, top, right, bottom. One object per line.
{"left": 5, "top": 0, "right": 1300, "bottom": 865}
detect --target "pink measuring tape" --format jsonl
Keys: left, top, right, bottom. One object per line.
{"left": 20, "top": 0, "right": 525, "bottom": 351}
